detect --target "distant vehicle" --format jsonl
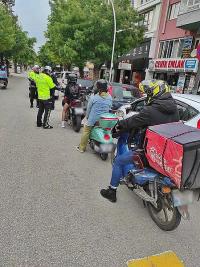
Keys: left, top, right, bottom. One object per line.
{"left": 59, "top": 71, "right": 72, "bottom": 88}
{"left": 117, "top": 94, "right": 200, "bottom": 129}
{"left": 108, "top": 83, "right": 141, "bottom": 111}
{"left": 77, "top": 79, "right": 94, "bottom": 92}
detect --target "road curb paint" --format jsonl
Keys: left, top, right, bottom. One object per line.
{"left": 127, "top": 251, "right": 185, "bottom": 267}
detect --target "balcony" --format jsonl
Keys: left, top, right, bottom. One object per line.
{"left": 177, "top": 0, "right": 200, "bottom": 31}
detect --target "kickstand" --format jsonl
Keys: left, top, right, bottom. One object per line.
{"left": 143, "top": 200, "right": 146, "bottom": 208}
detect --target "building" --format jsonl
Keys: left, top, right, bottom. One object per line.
{"left": 116, "top": 0, "right": 162, "bottom": 85}
{"left": 148, "top": 0, "right": 200, "bottom": 93}
{"left": 177, "top": 0, "right": 200, "bottom": 93}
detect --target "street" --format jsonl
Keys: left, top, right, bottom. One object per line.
{"left": 0, "top": 75, "right": 200, "bottom": 267}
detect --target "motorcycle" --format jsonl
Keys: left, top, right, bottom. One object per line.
{"left": 89, "top": 113, "right": 118, "bottom": 161}
{"left": 111, "top": 127, "right": 200, "bottom": 231}
{"left": 0, "top": 68, "right": 8, "bottom": 89}
{"left": 66, "top": 98, "right": 85, "bottom": 132}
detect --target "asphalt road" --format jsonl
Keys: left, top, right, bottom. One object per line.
{"left": 0, "top": 75, "right": 200, "bottom": 267}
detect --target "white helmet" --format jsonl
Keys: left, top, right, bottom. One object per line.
{"left": 32, "top": 65, "right": 40, "bottom": 71}
{"left": 44, "top": 66, "right": 52, "bottom": 73}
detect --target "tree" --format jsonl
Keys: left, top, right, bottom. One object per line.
{"left": 0, "top": 3, "right": 15, "bottom": 60}
{"left": 42, "top": 0, "right": 144, "bottom": 69}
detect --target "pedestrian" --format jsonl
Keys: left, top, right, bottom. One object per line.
{"left": 100, "top": 80, "right": 180, "bottom": 202}
{"left": 32, "top": 66, "right": 56, "bottom": 129}
{"left": 28, "top": 65, "right": 40, "bottom": 108}
{"left": 76, "top": 79, "right": 112, "bottom": 153}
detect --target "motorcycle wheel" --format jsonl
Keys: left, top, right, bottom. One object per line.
{"left": 147, "top": 194, "right": 181, "bottom": 231}
{"left": 100, "top": 153, "right": 108, "bottom": 161}
{"left": 72, "top": 115, "right": 82, "bottom": 132}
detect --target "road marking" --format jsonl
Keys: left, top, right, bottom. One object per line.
{"left": 127, "top": 251, "right": 185, "bottom": 267}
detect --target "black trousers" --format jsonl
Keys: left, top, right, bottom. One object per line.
{"left": 29, "top": 87, "right": 38, "bottom": 106}
{"left": 37, "top": 99, "right": 53, "bottom": 126}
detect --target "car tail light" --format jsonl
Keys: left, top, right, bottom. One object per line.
{"left": 197, "top": 119, "right": 200, "bottom": 129}
{"left": 104, "top": 134, "right": 110, "bottom": 140}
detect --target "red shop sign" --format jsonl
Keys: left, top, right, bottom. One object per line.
{"left": 155, "top": 59, "right": 185, "bottom": 70}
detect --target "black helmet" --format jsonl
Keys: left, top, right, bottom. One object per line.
{"left": 68, "top": 73, "right": 77, "bottom": 84}
{"left": 96, "top": 79, "right": 108, "bottom": 92}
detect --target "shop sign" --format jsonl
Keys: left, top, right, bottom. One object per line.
{"left": 176, "top": 74, "right": 186, "bottom": 94}
{"left": 183, "top": 37, "right": 193, "bottom": 49}
{"left": 149, "top": 58, "right": 198, "bottom": 73}
{"left": 118, "top": 62, "right": 132, "bottom": 70}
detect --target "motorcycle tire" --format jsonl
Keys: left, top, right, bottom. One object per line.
{"left": 100, "top": 153, "right": 108, "bottom": 161}
{"left": 72, "top": 115, "right": 82, "bottom": 133}
{"left": 147, "top": 196, "right": 181, "bottom": 231}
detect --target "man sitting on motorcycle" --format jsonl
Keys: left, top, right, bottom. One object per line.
{"left": 76, "top": 79, "right": 112, "bottom": 153}
{"left": 61, "top": 74, "right": 80, "bottom": 128}
{"left": 100, "top": 80, "right": 180, "bottom": 203}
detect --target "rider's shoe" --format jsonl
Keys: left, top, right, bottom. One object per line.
{"left": 76, "top": 146, "right": 84, "bottom": 153}
{"left": 43, "top": 124, "right": 53, "bottom": 129}
{"left": 100, "top": 187, "right": 117, "bottom": 203}
{"left": 61, "top": 121, "right": 65, "bottom": 128}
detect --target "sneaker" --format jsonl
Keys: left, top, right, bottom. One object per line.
{"left": 43, "top": 124, "right": 53, "bottom": 129}
{"left": 100, "top": 187, "right": 117, "bottom": 203}
{"left": 61, "top": 121, "right": 65, "bottom": 128}
{"left": 37, "top": 123, "right": 43, "bottom": 127}
{"left": 76, "top": 146, "right": 84, "bottom": 153}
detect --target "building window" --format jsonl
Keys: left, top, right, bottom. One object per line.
{"left": 143, "top": 10, "right": 153, "bottom": 31}
{"left": 177, "top": 39, "right": 185, "bottom": 57}
{"left": 141, "top": 0, "right": 151, "bottom": 4}
{"left": 158, "top": 39, "right": 185, "bottom": 58}
{"left": 168, "top": 2, "right": 180, "bottom": 20}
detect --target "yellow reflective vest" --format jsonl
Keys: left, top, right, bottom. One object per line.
{"left": 32, "top": 73, "right": 55, "bottom": 100}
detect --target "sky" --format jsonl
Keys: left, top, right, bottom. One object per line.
{"left": 14, "top": 0, "right": 50, "bottom": 51}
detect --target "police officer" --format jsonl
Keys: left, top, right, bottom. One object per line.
{"left": 28, "top": 65, "right": 40, "bottom": 108}
{"left": 33, "top": 66, "right": 56, "bottom": 129}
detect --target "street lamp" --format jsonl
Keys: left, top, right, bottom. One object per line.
{"left": 108, "top": 0, "right": 116, "bottom": 83}
{"left": 108, "top": 1, "right": 133, "bottom": 82}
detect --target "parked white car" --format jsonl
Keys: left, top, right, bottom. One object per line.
{"left": 117, "top": 94, "right": 200, "bottom": 128}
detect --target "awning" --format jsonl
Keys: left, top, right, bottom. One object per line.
{"left": 119, "top": 41, "right": 151, "bottom": 61}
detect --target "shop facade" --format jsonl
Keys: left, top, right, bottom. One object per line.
{"left": 116, "top": 40, "right": 150, "bottom": 85}
{"left": 149, "top": 58, "right": 199, "bottom": 93}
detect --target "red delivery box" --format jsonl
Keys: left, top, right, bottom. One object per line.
{"left": 145, "top": 122, "right": 200, "bottom": 189}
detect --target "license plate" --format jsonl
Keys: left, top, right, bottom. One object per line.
{"left": 172, "top": 190, "right": 195, "bottom": 207}
{"left": 100, "top": 144, "right": 114, "bottom": 153}
{"left": 75, "top": 108, "right": 84, "bottom": 115}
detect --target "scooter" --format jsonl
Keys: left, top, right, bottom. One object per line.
{"left": 89, "top": 113, "right": 118, "bottom": 161}
{"left": 112, "top": 128, "right": 200, "bottom": 231}
{"left": 0, "top": 67, "right": 8, "bottom": 89}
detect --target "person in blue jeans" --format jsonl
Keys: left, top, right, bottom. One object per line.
{"left": 100, "top": 80, "right": 180, "bottom": 203}
{"left": 76, "top": 79, "right": 112, "bottom": 153}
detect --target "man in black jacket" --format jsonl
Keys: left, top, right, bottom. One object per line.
{"left": 100, "top": 80, "right": 180, "bottom": 203}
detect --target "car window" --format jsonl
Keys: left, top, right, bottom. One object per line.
{"left": 175, "top": 100, "right": 199, "bottom": 121}
{"left": 133, "top": 100, "right": 145, "bottom": 112}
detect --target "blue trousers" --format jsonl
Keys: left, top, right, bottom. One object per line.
{"left": 110, "top": 150, "right": 135, "bottom": 188}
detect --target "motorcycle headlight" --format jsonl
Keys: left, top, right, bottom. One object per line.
{"left": 115, "top": 110, "right": 125, "bottom": 118}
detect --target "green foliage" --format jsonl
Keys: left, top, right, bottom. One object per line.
{"left": 0, "top": 3, "right": 15, "bottom": 53}
{"left": 42, "top": 0, "right": 144, "bottom": 68}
